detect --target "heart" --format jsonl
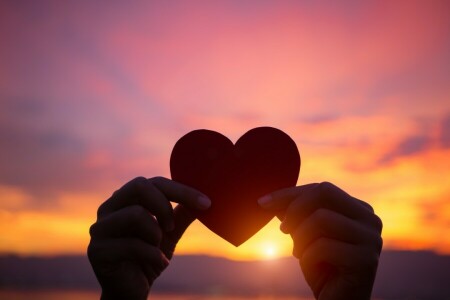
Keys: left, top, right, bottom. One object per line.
{"left": 170, "top": 127, "right": 300, "bottom": 246}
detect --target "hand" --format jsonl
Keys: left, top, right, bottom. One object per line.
{"left": 87, "top": 177, "right": 211, "bottom": 300}
{"left": 258, "top": 182, "right": 382, "bottom": 300}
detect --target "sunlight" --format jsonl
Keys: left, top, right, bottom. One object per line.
{"left": 261, "top": 242, "right": 278, "bottom": 260}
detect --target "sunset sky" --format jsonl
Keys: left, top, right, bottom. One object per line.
{"left": 0, "top": 0, "right": 449, "bottom": 261}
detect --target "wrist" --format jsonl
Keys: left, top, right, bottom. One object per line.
{"left": 101, "top": 287, "right": 149, "bottom": 300}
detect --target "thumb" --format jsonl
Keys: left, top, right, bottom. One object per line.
{"left": 160, "top": 204, "right": 196, "bottom": 259}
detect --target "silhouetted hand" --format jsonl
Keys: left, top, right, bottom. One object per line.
{"left": 258, "top": 182, "right": 382, "bottom": 300}
{"left": 88, "top": 177, "right": 211, "bottom": 300}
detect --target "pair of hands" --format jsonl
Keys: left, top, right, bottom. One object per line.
{"left": 88, "top": 177, "right": 382, "bottom": 300}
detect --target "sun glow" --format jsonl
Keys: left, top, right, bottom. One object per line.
{"left": 261, "top": 242, "right": 278, "bottom": 260}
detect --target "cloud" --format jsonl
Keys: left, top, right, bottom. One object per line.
{"left": 0, "top": 93, "right": 173, "bottom": 201}
{"left": 440, "top": 114, "right": 450, "bottom": 149}
{"left": 379, "top": 135, "right": 431, "bottom": 164}
{"left": 376, "top": 113, "right": 450, "bottom": 165}
{"left": 0, "top": 185, "right": 33, "bottom": 211}
{"left": 0, "top": 96, "right": 88, "bottom": 195}
{"left": 0, "top": 0, "right": 450, "bottom": 256}
{"left": 421, "top": 197, "right": 450, "bottom": 227}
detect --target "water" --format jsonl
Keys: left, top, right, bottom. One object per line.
{"left": 0, "top": 290, "right": 313, "bottom": 300}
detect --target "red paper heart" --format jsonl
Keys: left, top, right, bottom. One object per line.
{"left": 170, "top": 127, "right": 300, "bottom": 246}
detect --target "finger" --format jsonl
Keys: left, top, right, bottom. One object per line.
{"left": 160, "top": 204, "right": 196, "bottom": 259}
{"left": 258, "top": 183, "right": 318, "bottom": 210}
{"left": 148, "top": 176, "right": 210, "bottom": 231}
{"left": 143, "top": 180, "right": 175, "bottom": 232}
{"left": 87, "top": 238, "right": 170, "bottom": 284}
{"left": 358, "top": 199, "right": 374, "bottom": 213}
{"left": 278, "top": 182, "right": 375, "bottom": 233}
{"left": 98, "top": 177, "right": 173, "bottom": 231}
{"left": 151, "top": 176, "right": 211, "bottom": 209}
{"left": 98, "top": 177, "right": 210, "bottom": 231}
{"left": 98, "top": 177, "right": 163, "bottom": 217}
{"left": 291, "top": 208, "right": 382, "bottom": 258}
{"left": 98, "top": 177, "right": 175, "bottom": 231}
{"left": 90, "top": 205, "right": 163, "bottom": 246}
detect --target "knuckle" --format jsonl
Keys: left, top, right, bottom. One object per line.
{"left": 96, "top": 201, "right": 109, "bottom": 218}
{"left": 373, "top": 235, "right": 383, "bottom": 253}
{"left": 311, "top": 208, "right": 330, "bottom": 226}
{"left": 133, "top": 176, "right": 148, "bottom": 184}
{"left": 318, "top": 181, "right": 336, "bottom": 197}
{"left": 96, "top": 206, "right": 104, "bottom": 219}
{"left": 371, "top": 214, "right": 383, "bottom": 233}
{"left": 86, "top": 241, "right": 98, "bottom": 261}
{"left": 132, "top": 176, "right": 148, "bottom": 192}
{"left": 149, "top": 176, "right": 165, "bottom": 185}
{"left": 129, "top": 205, "right": 148, "bottom": 220}
{"left": 88, "top": 223, "right": 98, "bottom": 237}
{"left": 363, "top": 201, "right": 375, "bottom": 213}
{"left": 110, "top": 188, "right": 120, "bottom": 199}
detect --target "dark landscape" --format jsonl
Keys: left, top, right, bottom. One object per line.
{"left": 1, "top": 250, "right": 449, "bottom": 299}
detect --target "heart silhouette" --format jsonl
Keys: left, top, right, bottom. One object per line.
{"left": 170, "top": 127, "right": 300, "bottom": 246}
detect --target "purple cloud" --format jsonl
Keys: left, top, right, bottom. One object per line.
{"left": 379, "top": 135, "right": 431, "bottom": 164}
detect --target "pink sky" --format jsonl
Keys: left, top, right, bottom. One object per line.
{"left": 0, "top": 0, "right": 449, "bottom": 259}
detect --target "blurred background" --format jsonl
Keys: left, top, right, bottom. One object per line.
{"left": 1, "top": 0, "right": 449, "bottom": 299}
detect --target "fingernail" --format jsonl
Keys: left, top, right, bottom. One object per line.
{"left": 162, "top": 254, "right": 170, "bottom": 268}
{"left": 257, "top": 195, "right": 272, "bottom": 206}
{"left": 197, "top": 195, "right": 211, "bottom": 209}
